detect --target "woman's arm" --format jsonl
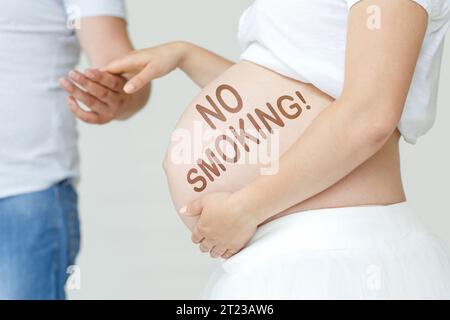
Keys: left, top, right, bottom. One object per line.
{"left": 184, "top": 0, "right": 429, "bottom": 258}
{"left": 104, "top": 41, "right": 234, "bottom": 93}
{"left": 179, "top": 42, "right": 235, "bottom": 87}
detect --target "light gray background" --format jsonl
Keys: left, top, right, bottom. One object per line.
{"left": 69, "top": 0, "right": 450, "bottom": 299}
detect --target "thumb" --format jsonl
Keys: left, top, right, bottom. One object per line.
{"left": 101, "top": 56, "right": 137, "bottom": 75}
{"left": 122, "top": 64, "right": 158, "bottom": 94}
{"left": 179, "top": 199, "right": 203, "bottom": 217}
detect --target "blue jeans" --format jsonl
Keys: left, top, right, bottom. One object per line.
{"left": 0, "top": 179, "right": 80, "bottom": 300}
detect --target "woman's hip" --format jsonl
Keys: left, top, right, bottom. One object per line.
{"left": 203, "top": 202, "right": 450, "bottom": 299}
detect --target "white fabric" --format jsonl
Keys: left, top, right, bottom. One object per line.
{"left": 0, "top": 0, "right": 126, "bottom": 198}
{"left": 238, "top": 0, "right": 450, "bottom": 145}
{"left": 203, "top": 202, "right": 450, "bottom": 299}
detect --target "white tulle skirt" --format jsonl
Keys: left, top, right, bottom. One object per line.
{"left": 203, "top": 202, "right": 450, "bottom": 299}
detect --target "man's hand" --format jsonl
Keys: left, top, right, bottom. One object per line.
{"left": 181, "top": 192, "right": 258, "bottom": 259}
{"left": 59, "top": 69, "right": 130, "bottom": 124}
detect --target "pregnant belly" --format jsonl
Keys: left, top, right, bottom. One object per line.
{"left": 164, "top": 61, "right": 334, "bottom": 229}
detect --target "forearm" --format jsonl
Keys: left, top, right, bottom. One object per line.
{"left": 177, "top": 41, "right": 234, "bottom": 88}
{"left": 233, "top": 98, "right": 394, "bottom": 225}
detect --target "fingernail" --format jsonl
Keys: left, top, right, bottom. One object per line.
{"left": 123, "top": 83, "right": 136, "bottom": 94}
{"left": 179, "top": 206, "right": 187, "bottom": 215}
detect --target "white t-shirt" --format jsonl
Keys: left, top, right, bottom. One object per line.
{"left": 0, "top": 0, "right": 126, "bottom": 198}
{"left": 238, "top": 0, "right": 450, "bottom": 144}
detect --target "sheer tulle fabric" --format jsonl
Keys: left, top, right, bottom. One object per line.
{"left": 203, "top": 202, "right": 450, "bottom": 299}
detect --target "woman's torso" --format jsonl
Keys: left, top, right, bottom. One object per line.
{"left": 164, "top": 61, "right": 405, "bottom": 230}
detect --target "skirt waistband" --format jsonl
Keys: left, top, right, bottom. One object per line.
{"left": 222, "top": 201, "right": 429, "bottom": 273}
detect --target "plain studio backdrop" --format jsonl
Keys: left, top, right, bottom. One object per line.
{"left": 69, "top": 0, "right": 450, "bottom": 299}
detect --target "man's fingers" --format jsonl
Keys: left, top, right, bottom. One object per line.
{"left": 68, "top": 70, "right": 119, "bottom": 104}
{"left": 66, "top": 96, "right": 100, "bottom": 124}
{"left": 84, "top": 69, "right": 126, "bottom": 92}
{"left": 59, "top": 77, "right": 109, "bottom": 115}
{"left": 123, "top": 64, "right": 157, "bottom": 94}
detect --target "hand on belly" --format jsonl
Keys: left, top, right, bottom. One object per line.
{"left": 164, "top": 61, "right": 333, "bottom": 230}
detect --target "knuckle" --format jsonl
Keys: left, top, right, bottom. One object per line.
{"left": 99, "top": 89, "right": 109, "bottom": 99}
{"left": 116, "top": 97, "right": 125, "bottom": 107}
{"left": 89, "top": 71, "right": 99, "bottom": 81}
{"left": 197, "top": 225, "right": 207, "bottom": 235}
{"left": 77, "top": 75, "right": 86, "bottom": 84}
{"left": 111, "top": 78, "right": 120, "bottom": 89}
{"left": 192, "top": 234, "right": 201, "bottom": 243}
{"left": 84, "top": 97, "right": 95, "bottom": 107}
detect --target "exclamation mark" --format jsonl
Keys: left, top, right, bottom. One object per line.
{"left": 295, "top": 91, "right": 311, "bottom": 110}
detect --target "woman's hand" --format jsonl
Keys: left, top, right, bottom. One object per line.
{"left": 59, "top": 69, "right": 131, "bottom": 124}
{"left": 103, "top": 41, "right": 188, "bottom": 94}
{"left": 181, "top": 192, "right": 259, "bottom": 259}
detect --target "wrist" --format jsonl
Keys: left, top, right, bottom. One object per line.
{"left": 229, "top": 188, "right": 269, "bottom": 227}
{"left": 174, "top": 41, "right": 193, "bottom": 71}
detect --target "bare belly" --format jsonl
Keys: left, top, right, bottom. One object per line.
{"left": 164, "top": 61, "right": 406, "bottom": 230}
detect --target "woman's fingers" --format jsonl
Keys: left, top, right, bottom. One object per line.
{"left": 222, "top": 249, "right": 237, "bottom": 259}
{"left": 191, "top": 227, "right": 204, "bottom": 244}
{"left": 123, "top": 64, "right": 158, "bottom": 94}
{"left": 199, "top": 240, "right": 214, "bottom": 253}
{"left": 84, "top": 69, "right": 127, "bottom": 92}
{"left": 180, "top": 199, "right": 203, "bottom": 217}
{"left": 59, "top": 78, "right": 109, "bottom": 116}
{"left": 102, "top": 52, "right": 157, "bottom": 94}
{"left": 210, "top": 246, "right": 227, "bottom": 259}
